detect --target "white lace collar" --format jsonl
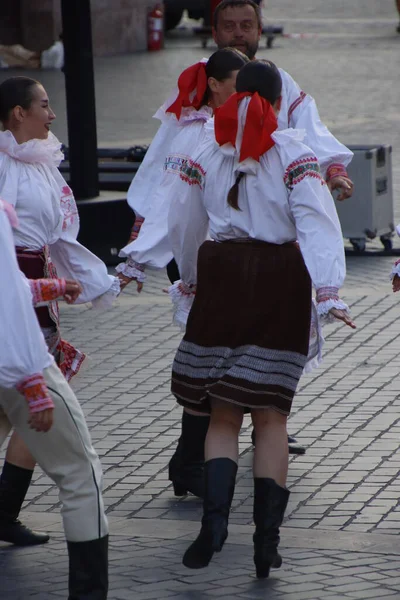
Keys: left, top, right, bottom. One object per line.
{"left": 0, "top": 130, "right": 64, "bottom": 167}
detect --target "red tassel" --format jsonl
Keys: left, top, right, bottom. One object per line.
{"left": 166, "top": 62, "right": 208, "bottom": 120}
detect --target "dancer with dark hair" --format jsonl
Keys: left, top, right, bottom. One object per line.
{"left": 118, "top": 47, "right": 249, "bottom": 293}
{"left": 0, "top": 76, "right": 120, "bottom": 546}
{"left": 123, "top": 0, "right": 355, "bottom": 497}
{"left": 166, "top": 59, "right": 355, "bottom": 577}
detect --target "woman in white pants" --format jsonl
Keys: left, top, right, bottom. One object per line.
{"left": 0, "top": 200, "right": 108, "bottom": 599}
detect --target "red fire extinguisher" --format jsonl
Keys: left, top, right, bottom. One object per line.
{"left": 148, "top": 4, "right": 164, "bottom": 51}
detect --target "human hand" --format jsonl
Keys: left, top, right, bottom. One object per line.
{"left": 328, "top": 176, "right": 354, "bottom": 201}
{"left": 329, "top": 308, "right": 356, "bottom": 329}
{"left": 117, "top": 272, "right": 133, "bottom": 291}
{"left": 392, "top": 274, "right": 400, "bottom": 292}
{"left": 28, "top": 408, "right": 54, "bottom": 432}
{"left": 63, "top": 280, "right": 83, "bottom": 304}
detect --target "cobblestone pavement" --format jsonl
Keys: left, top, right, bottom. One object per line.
{"left": 2, "top": 1, "right": 400, "bottom": 598}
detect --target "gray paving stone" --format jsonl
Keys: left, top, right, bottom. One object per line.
{"left": 2, "top": 1, "right": 400, "bottom": 598}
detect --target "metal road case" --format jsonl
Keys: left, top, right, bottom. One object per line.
{"left": 335, "top": 144, "right": 394, "bottom": 252}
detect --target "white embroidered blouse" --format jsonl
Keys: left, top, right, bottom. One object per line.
{"left": 118, "top": 66, "right": 352, "bottom": 277}
{"left": 0, "top": 131, "right": 120, "bottom": 307}
{"left": 167, "top": 102, "right": 347, "bottom": 320}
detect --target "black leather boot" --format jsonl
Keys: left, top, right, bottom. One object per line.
{"left": 0, "top": 462, "right": 49, "bottom": 546}
{"left": 182, "top": 458, "right": 237, "bottom": 569}
{"left": 253, "top": 478, "right": 290, "bottom": 579}
{"left": 168, "top": 412, "right": 210, "bottom": 498}
{"left": 67, "top": 535, "right": 108, "bottom": 599}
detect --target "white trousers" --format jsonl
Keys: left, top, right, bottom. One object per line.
{"left": 0, "top": 362, "right": 108, "bottom": 542}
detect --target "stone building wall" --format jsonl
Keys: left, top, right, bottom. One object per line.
{"left": 0, "top": 0, "right": 161, "bottom": 55}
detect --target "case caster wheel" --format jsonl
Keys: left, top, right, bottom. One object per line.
{"left": 350, "top": 238, "right": 366, "bottom": 253}
{"left": 380, "top": 235, "right": 393, "bottom": 251}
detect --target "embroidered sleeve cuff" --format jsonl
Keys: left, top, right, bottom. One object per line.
{"left": 16, "top": 373, "right": 54, "bottom": 414}
{"left": 326, "top": 163, "right": 349, "bottom": 181}
{"left": 129, "top": 215, "right": 145, "bottom": 241}
{"left": 115, "top": 258, "right": 146, "bottom": 283}
{"left": 390, "top": 260, "right": 400, "bottom": 280}
{"left": 316, "top": 287, "right": 348, "bottom": 322}
{"left": 29, "top": 278, "right": 67, "bottom": 305}
{"left": 168, "top": 279, "right": 196, "bottom": 330}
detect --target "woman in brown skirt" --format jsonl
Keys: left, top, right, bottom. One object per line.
{"left": 167, "top": 60, "right": 356, "bottom": 577}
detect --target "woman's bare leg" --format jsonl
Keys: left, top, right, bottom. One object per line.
{"left": 251, "top": 409, "right": 288, "bottom": 487}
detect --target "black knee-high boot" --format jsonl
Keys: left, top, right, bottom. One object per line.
{"left": 253, "top": 478, "right": 290, "bottom": 579}
{"left": 182, "top": 458, "right": 237, "bottom": 569}
{"left": 0, "top": 461, "right": 50, "bottom": 546}
{"left": 67, "top": 535, "right": 108, "bottom": 599}
{"left": 168, "top": 411, "right": 210, "bottom": 498}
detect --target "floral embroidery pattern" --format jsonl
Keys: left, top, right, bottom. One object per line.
{"left": 316, "top": 286, "right": 340, "bottom": 303}
{"left": 179, "top": 160, "right": 205, "bottom": 189}
{"left": 284, "top": 157, "right": 323, "bottom": 191}
{"left": 16, "top": 373, "right": 54, "bottom": 413}
{"left": 164, "top": 153, "right": 190, "bottom": 174}
{"left": 29, "top": 278, "right": 67, "bottom": 305}
{"left": 164, "top": 154, "right": 206, "bottom": 188}
{"left": 60, "top": 185, "right": 78, "bottom": 230}
{"left": 326, "top": 163, "right": 348, "bottom": 181}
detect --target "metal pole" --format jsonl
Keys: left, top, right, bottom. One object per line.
{"left": 61, "top": 0, "right": 99, "bottom": 199}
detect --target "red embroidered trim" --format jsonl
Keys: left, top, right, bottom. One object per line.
{"left": 16, "top": 373, "right": 54, "bottom": 414}
{"left": 179, "top": 159, "right": 206, "bottom": 189}
{"left": 284, "top": 157, "right": 323, "bottom": 191}
{"left": 178, "top": 281, "right": 196, "bottom": 296}
{"left": 326, "top": 163, "right": 348, "bottom": 181}
{"left": 61, "top": 185, "right": 78, "bottom": 231}
{"left": 316, "top": 286, "right": 339, "bottom": 303}
{"left": 288, "top": 91, "right": 307, "bottom": 124}
{"left": 130, "top": 215, "right": 145, "bottom": 241}
{"left": 29, "top": 278, "right": 67, "bottom": 305}
{"left": 58, "top": 339, "right": 86, "bottom": 382}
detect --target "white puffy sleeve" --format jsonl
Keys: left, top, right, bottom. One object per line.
{"left": 49, "top": 236, "right": 120, "bottom": 308}
{"left": 0, "top": 205, "right": 53, "bottom": 389}
{"left": 0, "top": 154, "right": 18, "bottom": 206}
{"left": 126, "top": 118, "right": 180, "bottom": 219}
{"left": 46, "top": 168, "right": 120, "bottom": 308}
{"left": 118, "top": 120, "right": 209, "bottom": 273}
{"left": 167, "top": 157, "right": 209, "bottom": 328}
{"left": 279, "top": 69, "right": 353, "bottom": 180}
{"left": 284, "top": 150, "right": 347, "bottom": 319}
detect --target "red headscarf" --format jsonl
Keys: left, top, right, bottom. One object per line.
{"left": 214, "top": 92, "right": 278, "bottom": 163}
{"left": 166, "top": 62, "right": 208, "bottom": 120}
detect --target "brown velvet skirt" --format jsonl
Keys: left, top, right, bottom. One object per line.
{"left": 171, "top": 239, "right": 312, "bottom": 416}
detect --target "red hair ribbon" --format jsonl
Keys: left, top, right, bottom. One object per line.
{"left": 166, "top": 62, "right": 208, "bottom": 120}
{"left": 214, "top": 92, "right": 278, "bottom": 162}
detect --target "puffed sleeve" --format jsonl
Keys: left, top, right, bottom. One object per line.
{"left": 49, "top": 236, "right": 120, "bottom": 308}
{"left": 118, "top": 120, "right": 209, "bottom": 274}
{"left": 0, "top": 154, "right": 18, "bottom": 206}
{"left": 167, "top": 157, "right": 209, "bottom": 328}
{"left": 45, "top": 167, "right": 120, "bottom": 308}
{"left": 279, "top": 69, "right": 353, "bottom": 180}
{"left": 126, "top": 118, "right": 181, "bottom": 219}
{"left": 0, "top": 205, "right": 53, "bottom": 389}
{"left": 285, "top": 152, "right": 348, "bottom": 319}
